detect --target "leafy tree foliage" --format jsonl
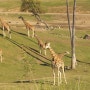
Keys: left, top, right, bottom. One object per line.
{"left": 21, "top": 0, "right": 42, "bottom": 13}
{"left": 20, "top": 0, "right": 49, "bottom": 29}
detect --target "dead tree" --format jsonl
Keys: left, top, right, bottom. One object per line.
{"left": 66, "top": 0, "right": 77, "bottom": 69}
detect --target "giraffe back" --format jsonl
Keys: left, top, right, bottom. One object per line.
{"left": 0, "top": 18, "right": 10, "bottom": 31}
{"left": 52, "top": 56, "right": 64, "bottom": 68}
{"left": 48, "top": 47, "right": 65, "bottom": 68}
{"left": 35, "top": 35, "right": 45, "bottom": 49}
{"left": 19, "top": 16, "right": 34, "bottom": 31}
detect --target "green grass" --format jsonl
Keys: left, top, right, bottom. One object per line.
{"left": 0, "top": 26, "right": 90, "bottom": 89}
{"left": 76, "top": 0, "right": 90, "bottom": 11}
{"left": 41, "top": 0, "right": 65, "bottom": 6}
{"left": 0, "top": 0, "right": 21, "bottom": 11}
{"left": 0, "top": 0, "right": 90, "bottom": 13}
{"left": 0, "top": 13, "right": 90, "bottom": 89}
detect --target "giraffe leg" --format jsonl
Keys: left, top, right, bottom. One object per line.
{"left": 32, "top": 30, "right": 34, "bottom": 38}
{"left": 59, "top": 70, "right": 62, "bottom": 84}
{"left": 3, "top": 27, "right": 6, "bottom": 37}
{"left": 27, "top": 29, "right": 30, "bottom": 37}
{"left": 8, "top": 29, "right": 11, "bottom": 39}
{"left": 40, "top": 49, "right": 41, "bottom": 54}
{"left": 62, "top": 67, "right": 67, "bottom": 84}
{"left": 39, "top": 47, "right": 42, "bottom": 54}
{"left": 58, "top": 67, "right": 62, "bottom": 85}
{"left": 58, "top": 68, "right": 60, "bottom": 86}
{"left": 44, "top": 49, "right": 46, "bottom": 55}
{"left": 53, "top": 69, "right": 55, "bottom": 85}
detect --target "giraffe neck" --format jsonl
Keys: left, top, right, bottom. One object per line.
{"left": 49, "top": 47, "right": 57, "bottom": 57}
{"left": 21, "top": 17, "right": 27, "bottom": 25}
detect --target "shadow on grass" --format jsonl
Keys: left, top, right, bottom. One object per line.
{"left": 22, "top": 44, "right": 51, "bottom": 61}
{"left": 12, "top": 30, "right": 37, "bottom": 45}
{"left": 12, "top": 29, "right": 27, "bottom": 36}
{"left": 66, "top": 55, "right": 90, "bottom": 65}
{"left": 5, "top": 37, "right": 51, "bottom": 66}
{"left": 76, "top": 59, "right": 90, "bottom": 65}
{"left": 13, "top": 79, "right": 53, "bottom": 85}
{"left": 0, "top": 33, "right": 3, "bottom": 37}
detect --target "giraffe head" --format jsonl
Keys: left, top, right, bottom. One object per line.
{"left": 45, "top": 42, "right": 51, "bottom": 49}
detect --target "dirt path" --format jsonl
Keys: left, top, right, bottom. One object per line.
{"left": 0, "top": 12, "right": 90, "bottom": 30}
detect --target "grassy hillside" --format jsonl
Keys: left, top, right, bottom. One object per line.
{"left": 0, "top": 0, "right": 21, "bottom": 11}
{"left": 0, "top": 0, "right": 90, "bottom": 13}
{"left": 0, "top": 0, "right": 89, "bottom": 89}
{"left": 0, "top": 13, "right": 90, "bottom": 89}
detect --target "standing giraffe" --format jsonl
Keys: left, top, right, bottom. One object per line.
{"left": 0, "top": 17, "right": 11, "bottom": 39}
{"left": 45, "top": 43, "right": 69, "bottom": 85}
{"left": 34, "top": 34, "right": 49, "bottom": 55}
{"left": 19, "top": 16, "right": 35, "bottom": 38}
{"left": 0, "top": 49, "right": 2, "bottom": 63}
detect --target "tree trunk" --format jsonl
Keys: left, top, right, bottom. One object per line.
{"left": 66, "top": 0, "right": 72, "bottom": 39}
{"left": 33, "top": 13, "right": 49, "bottom": 29}
{"left": 71, "top": 0, "right": 77, "bottom": 69}
{"left": 66, "top": 0, "right": 77, "bottom": 69}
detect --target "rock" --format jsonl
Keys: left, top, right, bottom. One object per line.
{"left": 83, "top": 34, "right": 90, "bottom": 39}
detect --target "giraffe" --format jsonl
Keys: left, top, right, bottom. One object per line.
{"left": 45, "top": 43, "right": 69, "bottom": 85}
{"left": 0, "top": 17, "right": 11, "bottom": 39}
{"left": 19, "top": 16, "right": 35, "bottom": 38}
{"left": 0, "top": 49, "right": 2, "bottom": 63}
{"left": 34, "top": 34, "right": 49, "bottom": 55}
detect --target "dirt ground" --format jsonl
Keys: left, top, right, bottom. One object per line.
{"left": 47, "top": 13, "right": 90, "bottom": 30}
{"left": 0, "top": 12, "right": 90, "bottom": 30}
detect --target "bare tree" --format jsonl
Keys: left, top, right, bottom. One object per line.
{"left": 71, "top": 0, "right": 77, "bottom": 69}
{"left": 66, "top": 0, "right": 72, "bottom": 39}
{"left": 66, "top": 0, "right": 77, "bottom": 69}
